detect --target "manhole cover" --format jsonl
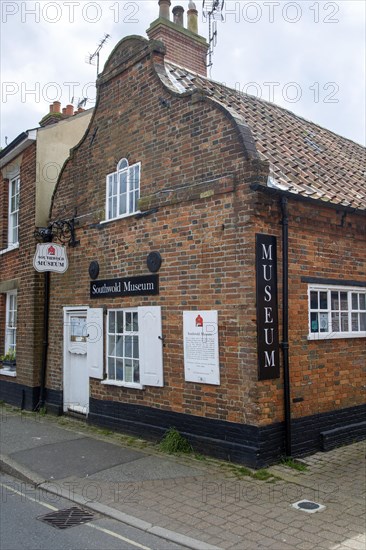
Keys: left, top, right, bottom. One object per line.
{"left": 292, "top": 500, "right": 326, "bottom": 513}
{"left": 38, "top": 507, "right": 94, "bottom": 529}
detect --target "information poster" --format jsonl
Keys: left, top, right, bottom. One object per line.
{"left": 183, "top": 310, "right": 220, "bottom": 385}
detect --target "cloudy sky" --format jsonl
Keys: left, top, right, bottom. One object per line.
{"left": 1, "top": 0, "right": 365, "bottom": 147}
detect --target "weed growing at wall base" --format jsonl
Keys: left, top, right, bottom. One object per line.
{"left": 159, "top": 427, "right": 193, "bottom": 454}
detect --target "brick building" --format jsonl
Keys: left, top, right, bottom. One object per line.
{"left": 0, "top": 104, "right": 92, "bottom": 409}
{"left": 19, "top": 1, "right": 366, "bottom": 465}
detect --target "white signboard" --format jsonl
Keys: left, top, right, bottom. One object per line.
{"left": 33, "top": 243, "right": 68, "bottom": 273}
{"left": 183, "top": 310, "right": 220, "bottom": 385}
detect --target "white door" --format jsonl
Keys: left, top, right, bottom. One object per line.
{"left": 63, "top": 309, "right": 89, "bottom": 415}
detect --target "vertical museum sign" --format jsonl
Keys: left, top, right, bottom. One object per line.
{"left": 256, "top": 234, "right": 280, "bottom": 380}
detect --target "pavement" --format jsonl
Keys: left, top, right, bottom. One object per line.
{"left": 0, "top": 406, "right": 365, "bottom": 550}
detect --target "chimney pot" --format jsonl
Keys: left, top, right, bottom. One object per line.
{"left": 172, "top": 5, "right": 184, "bottom": 26}
{"left": 49, "top": 104, "right": 54, "bottom": 113}
{"left": 158, "top": 0, "right": 171, "bottom": 20}
{"left": 62, "top": 108, "right": 66, "bottom": 114}
{"left": 187, "top": 2, "right": 198, "bottom": 34}
{"left": 53, "top": 101, "right": 61, "bottom": 113}
{"left": 65, "top": 104, "right": 74, "bottom": 116}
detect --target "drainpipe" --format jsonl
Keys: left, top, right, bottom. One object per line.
{"left": 281, "top": 196, "right": 292, "bottom": 456}
{"left": 38, "top": 230, "right": 52, "bottom": 410}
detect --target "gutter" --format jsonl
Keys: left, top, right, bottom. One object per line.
{"left": 0, "top": 129, "right": 37, "bottom": 168}
{"left": 280, "top": 197, "right": 291, "bottom": 456}
{"left": 250, "top": 183, "right": 366, "bottom": 216}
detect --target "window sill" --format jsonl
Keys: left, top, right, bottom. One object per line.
{"left": 308, "top": 332, "right": 366, "bottom": 340}
{"left": 0, "top": 368, "right": 16, "bottom": 377}
{"left": 99, "top": 211, "right": 141, "bottom": 226}
{"left": 101, "top": 379, "right": 144, "bottom": 390}
{"left": 0, "top": 244, "right": 19, "bottom": 255}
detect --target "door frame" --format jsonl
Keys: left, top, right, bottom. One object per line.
{"left": 63, "top": 306, "right": 89, "bottom": 414}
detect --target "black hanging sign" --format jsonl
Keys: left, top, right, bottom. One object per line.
{"left": 256, "top": 234, "right": 280, "bottom": 380}
{"left": 91, "top": 275, "right": 159, "bottom": 298}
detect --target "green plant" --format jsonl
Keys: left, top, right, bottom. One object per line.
{"left": 280, "top": 457, "right": 308, "bottom": 471}
{"left": 1, "top": 349, "right": 16, "bottom": 363}
{"left": 252, "top": 469, "right": 274, "bottom": 481}
{"left": 38, "top": 406, "right": 47, "bottom": 416}
{"left": 159, "top": 427, "right": 193, "bottom": 454}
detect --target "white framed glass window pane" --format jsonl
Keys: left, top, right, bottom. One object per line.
{"left": 119, "top": 171, "right": 128, "bottom": 216}
{"left": 310, "top": 291, "right": 318, "bottom": 309}
{"left": 117, "top": 311, "right": 124, "bottom": 334}
{"left": 340, "top": 292, "right": 348, "bottom": 310}
{"left": 319, "top": 292, "right": 328, "bottom": 310}
{"left": 351, "top": 313, "right": 358, "bottom": 331}
{"left": 5, "top": 291, "right": 17, "bottom": 354}
{"left": 116, "top": 335, "right": 123, "bottom": 356}
{"left": 117, "top": 158, "right": 128, "bottom": 171}
{"left": 106, "top": 309, "right": 139, "bottom": 384}
{"left": 331, "top": 312, "right": 340, "bottom": 332}
{"left": 309, "top": 286, "right": 366, "bottom": 338}
{"left": 310, "top": 312, "right": 318, "bottom": 333}
{"left": 109, "top": 311, "right": 116, "bottom": 333}
{"left": 119, "top": 193, "right": 127, "bottom": 216}
{"left": 106, "top": 160, "right": 140, "bottom": 220}
{"left": 9, "top": 176, "right": 20, "bottom": 245}
{"left": 116, "top": 358, "right": 124, "bottom": 381}
{"left": 360, "top": 313, "right": 366, "bottom": 331}
{"left": 108, "top": 357, "right": 116, "bottom": 380}
{"left": 129, "top": 191, "right": 135, "bottom": 214}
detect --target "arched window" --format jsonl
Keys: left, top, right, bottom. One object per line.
{"left": 106, "top": 158, "right": 141, "bottom": 220}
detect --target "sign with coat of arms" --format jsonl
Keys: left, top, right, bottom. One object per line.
{"left": 33, "top": 243, "right": 68, "bottom": 273}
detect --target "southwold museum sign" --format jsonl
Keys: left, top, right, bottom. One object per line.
{"left": 256, "top": 234, "right": 280, "bottom": 380}
{"left": 91, "top": 275, "right": 159, "bottom": 298}
{"left": 33, "top": 243, "right": 68, "bottom": 273}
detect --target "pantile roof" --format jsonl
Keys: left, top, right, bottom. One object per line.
{"left": 164, "top": 62, "right": 366, "bottom": 211}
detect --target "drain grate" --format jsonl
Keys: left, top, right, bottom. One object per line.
{"left": 292, "top": 500, "right": 326, "bottom": 513}
{"left": 38, "top": 507, "right": 94, "bottom": 529}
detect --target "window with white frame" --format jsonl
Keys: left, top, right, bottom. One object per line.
{"left": 107, "top": 309, "right": 140, "bottom": 385}
{"left": 106, "top": 158, "right": 140, "bottom": 221}
{"left": 104, "top": 306, "right": 163, "bottom": 388}
{"left": 8, "top": 175, "right": 20, "bottom": 246}
{"left": 5, "top": 290, "right": 17, "bottom": 354}
{"left": 308, "top": 285, "right": 366, "bottom": 339}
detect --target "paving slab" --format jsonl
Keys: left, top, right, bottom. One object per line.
{"left": 10, "top": 437, "right": 144, "bottom": 480}
{"left": 87, "top": 455, "right": 206, "bottom": 482}
{"left": 0, "top": 414, "right": 83, "bottom": 454}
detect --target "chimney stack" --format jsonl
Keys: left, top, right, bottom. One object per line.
{"left": 147, "top": 0, "right": 209, "bottom": 77}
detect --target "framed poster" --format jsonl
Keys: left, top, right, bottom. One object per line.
{"left": 183, "top": 310, "right": 220, "bottom": 385}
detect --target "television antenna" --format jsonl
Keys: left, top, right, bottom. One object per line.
{"left": 86, "top": 33, "right": 111, "bottom": 76}
{"left": 202, "top": 0, "right": 225, "bottom": 73}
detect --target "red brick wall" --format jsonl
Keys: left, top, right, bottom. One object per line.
{"left": 251, "top": 192, "right": 366, "bottom": 424}
{"left": 147, "top": 22, "right": 208, "bottom": 76}
{"left": 48, "top": 39, "right": 365, "bottom": 428}
{"left": 0, "top": 143, "right": 44, "bottom": 388}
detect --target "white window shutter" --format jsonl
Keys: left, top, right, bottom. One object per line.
{"left": 87, "top": 308, "right": 104, "bottom": 379}
{"left": 139, "top": 306, "right": 163, "bottom": 387}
